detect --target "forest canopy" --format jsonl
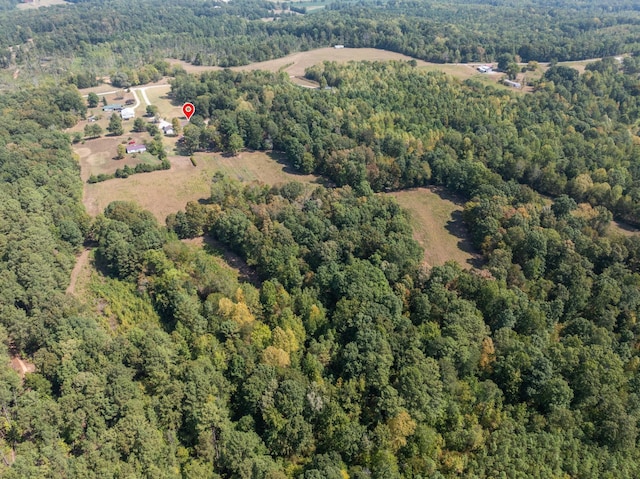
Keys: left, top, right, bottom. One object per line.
{"left": 3, "top": 0, "right": 640, "bottom": 477}
{"left": 2, "top": 0, "right": 640, "bottom": 76}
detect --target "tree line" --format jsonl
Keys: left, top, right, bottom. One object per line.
{"left": 3, "top": 0, "right": 640, "bottom": 75}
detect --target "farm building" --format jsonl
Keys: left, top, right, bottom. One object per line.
{"left": 120, "top": 108, "right": 135, "bottom": 120}
{"left": 103, "top": 104, "right": 123, "bottom": 112}
{"left": 126, "top": 143, "right": 146, "bottom": 154}
{"left": 503, "top": 79, "right": 522, "bottom": 88}
{"left": 477, "top": 65, "right": 493, "bottom": 73}
{"left": 334, "top": 44, "right": 345, "bottom": 49}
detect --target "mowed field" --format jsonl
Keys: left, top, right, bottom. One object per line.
{"left": 81, "top": 151, "right": 323, "bottom": 222}
{"left": 389, "top": 188, "right": 480, "bottom": 269}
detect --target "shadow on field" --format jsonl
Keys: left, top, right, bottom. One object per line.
{"left": 429, "top": 186, "right": 483, "bottom": 269}
{"left": 444, "top": 210, "right": 483, "bottom": 268}
{"left": 266, "top": 151, "right": 331, "bottom": 186}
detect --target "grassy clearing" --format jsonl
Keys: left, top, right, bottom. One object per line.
{"left": 16, "top": 0, "right": 68, "bottom": 9}
{"left": 389, "top": 187, "right": 480, "bottom": 269}
{"left": 82, "top": 150, "right": 323, "bottom": 222}
{"left": 168, "top": 48, "right": 432, "bottom": 78}
{"left": 73, "top": 134, "right": 159, "bottom": 181}
{"left": 609, "top": 220, "right": 640, "bottom": 237}
{"left": 166, "top": 48, "right": 551, "bottom": 91}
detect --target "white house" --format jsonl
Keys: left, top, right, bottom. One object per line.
{"left": 158, "top": 119, "right": 175, "bottom": 136}
{"left": 126, "top": 143, "right": 146, "bottom": 154}
{"left": 120, "top": 108, "right": 135, "bottom": 120}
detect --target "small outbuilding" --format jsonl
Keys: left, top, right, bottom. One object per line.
{"left": 503, "top": 79, "right": 522, "bottom": 88}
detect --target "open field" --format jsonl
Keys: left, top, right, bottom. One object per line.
{"left": 389, "top": 187, "right": 480, "bottom": 269}
{"left": 82, "top": 151, "right": 323, "bottom": 222}
{"left": 167, "top": 48, "right": 433, "bottom": 85}
{"left": 166, "top": 48, "right": 548, "bottom": 91}
{"left": 17, "top": 0, "right": 68, "bottom": 9}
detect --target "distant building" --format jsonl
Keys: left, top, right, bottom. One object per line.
{"left": 120, "top": 108, "right": 135, "bottom": 120}
{"left": 477, "top": 65, "right": 493, "bottom": 73}
{"left": 334, "top": 44, "right": 345, "bottom": 49}
{"left": 503, "top": 79, "right": 522, "bottom": 88}
{"left": 103, "top": 104, "right": 123, "bottom": 112}
{"left": 126, "top": 144, "right": 146, "bottom": 154}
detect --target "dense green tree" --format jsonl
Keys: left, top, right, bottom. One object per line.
{"left": 133, "top": 117, "right": 147, "bottom": 132}
{"left": 87, "top": 92, "right": 99, "bottom": 108}
{"left": 84, "top": 123, "right": 103, "bottom": 138}
{"left": 108, "top": 113, "right": 124, "bottom": 136}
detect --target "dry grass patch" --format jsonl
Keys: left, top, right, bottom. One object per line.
{"left": 82, "top": 150, "right": 322, "bottom": 222}
{"left": 389, "top": 187, "right": 480, "bottom": 269}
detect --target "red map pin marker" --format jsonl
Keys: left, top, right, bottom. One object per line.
{"left": 182, "top": 102, "right": 195, "bottom": 120}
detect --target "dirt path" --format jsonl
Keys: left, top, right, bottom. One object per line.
{"left": 140, "top": 87, "right": 152, "bottom": 106}
{"left": 67, "top": 248, "right": 90, "bottom": 296}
